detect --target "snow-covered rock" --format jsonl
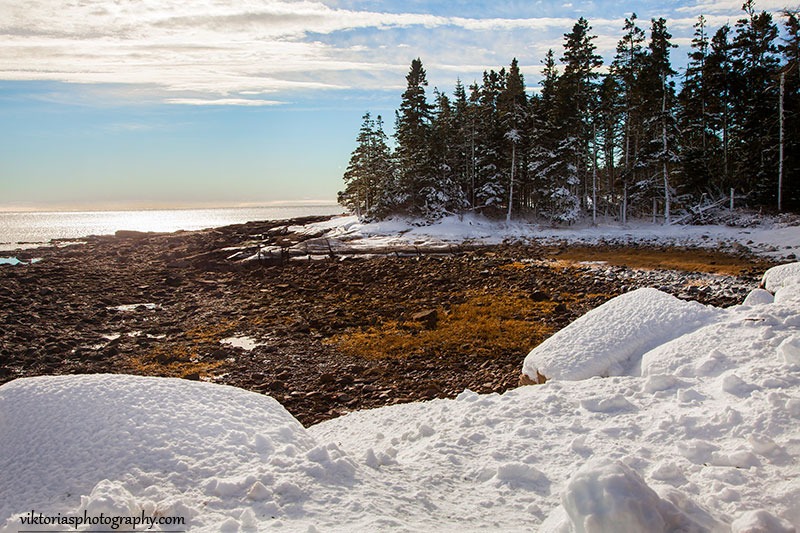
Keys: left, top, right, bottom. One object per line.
{"left": 742, "top": 288, "right": 774, "bottom": 306}
{"left": 522, "top": 288, "right": 719, "bottom": 381}
{"left": 0, "top": 374, "right": 320, "bottom": 532}
{"left": 761, "top": 262, "right": 800, "bottom": 292}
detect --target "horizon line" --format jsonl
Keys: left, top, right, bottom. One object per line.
{"left": 0, "top": 200, "right": 342, "bottom": 214}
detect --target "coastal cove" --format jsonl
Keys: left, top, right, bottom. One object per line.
{"left": 0, "top": 214, "right": 780, "bottom": 425}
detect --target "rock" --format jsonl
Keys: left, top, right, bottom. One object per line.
{"left": 519, "top": 371, "right": 547, "bottom": 386}
{"left": 411, "top": 309, "right": 438, "bottom": 329}
{"left": 530, "top": 290, "right": 550, "bottom": 302}
{"left": 318, "top": 373, "right": 336, "bottom": 385}
{"left": 114, "top": 230, "right": 149, "bottom": 239}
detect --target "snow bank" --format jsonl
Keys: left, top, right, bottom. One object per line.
{"left": 522, "top": 288, "right": 719, "bottom": 381}
{"left": 0, "top": 375, "right": 342, "bottom": 532}
{"left": 762, "top": 262, "right": 800, "bottom": 292}
{"left": 301, "top": 214, "right": 800, "bottom": 259}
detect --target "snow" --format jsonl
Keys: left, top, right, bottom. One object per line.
{"left": 220, "top": 335, "right": 263, "bottom": 351}
{"left": 2, "top": 265, "right": 800, "bottom": 531}
{"left": 762, "top": 262, "right": 800, "bottom": 292}
{"left": 295, "top": 213, "right": 800, "bottom": 260}
{"left": 522, "top": 288, "right": 720, "bottom": 381}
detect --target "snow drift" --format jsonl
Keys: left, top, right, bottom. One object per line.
{"left": 522, "top": 288, "right": 720, "bottom": 381}
{"left": 2, "top": 264, "right": 799, "bottom": 531}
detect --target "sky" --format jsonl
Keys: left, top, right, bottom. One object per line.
{"left": 0, "top": 0, "right": 793, "bottom": 211}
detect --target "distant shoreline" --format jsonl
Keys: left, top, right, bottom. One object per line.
{"left": 0, "top": 205, "right": 345, "bottom": 249}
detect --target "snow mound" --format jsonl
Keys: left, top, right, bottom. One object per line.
{"left": 742, "top": 288, "right": 774, "bottom": 306}
{"left": 552, "top": 458, "right": 716, "bottom": 533}
{"left": 522, "top": 288, "right": 719, "bottom": 381}
{"left": 761, "top": 262, "right": 800, "bottom": 292}
{"left": 731, "top": 510, "right": 796, "bottom": 533}
{"left": 0, "top": 374, "right": 318, "bottom": 531}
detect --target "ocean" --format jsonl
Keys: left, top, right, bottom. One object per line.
{"left": 0, "top": 205, "right": 345, "bottom": 251}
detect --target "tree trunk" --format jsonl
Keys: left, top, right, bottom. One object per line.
{"left": 662, "top": 72, "right": 671, "bottom": 225}
{"left": 779, "top": 70, "right": 785, "bottom": 212}
{"left": 507, "top": 143, "right": 515, "bottom": 222}
{"left": 592, "top": 122, "right": 598, "bottom": 225}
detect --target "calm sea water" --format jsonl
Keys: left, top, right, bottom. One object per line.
{"left": 0, "top": 205, "right": 345, "bottom": 250}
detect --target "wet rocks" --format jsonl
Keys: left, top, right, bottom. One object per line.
{"left": 0, "top": 216, "right": 772, "bottom": 426}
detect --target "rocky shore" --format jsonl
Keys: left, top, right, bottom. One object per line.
{"left": 0, "top": 216, "right": 773, "bottom": 425}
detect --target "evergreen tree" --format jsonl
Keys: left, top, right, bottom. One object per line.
{"left": 779, "top": 10, "right": 800, "bottom": 210}
{"left": 429, "top": 89, "right": 469, "bottom": 214}
{"left": 528, "top": 49, "right": 561, "bottom": 220}
{"left": 611, "top": 13, "right": 647, "bottom": 223}
{"left": 474, "top": 69, "right": 506, "bottom": 210}
{"left": 597, "top": 73, "right": 623, "bottom": 216}
{"left": 338, "top": 112, "right": 394, "bottom": 220}
{"left": 679, "top": 15, "right": 718, "bottom": 199}
{"left": 499, "top": 58, "right": 528, "bottom": 219}
{"left": 394, "top": 58, "right": 435, "bottom": 217}
{"left": 730, "top": 0, "right": 780, "bottom": 204}
{"left": 706, "top": 24, "right": 734, "bottom": 189}
{"left": 452, "top": 79, "right": 474, "bottom": 208}
{"left": 632, "top": 17, "right": 679, "bottom": 223}
{"left": 551, "top": 17, "right": 603, "bottom": 222}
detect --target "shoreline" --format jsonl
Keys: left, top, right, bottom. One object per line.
{"left": 0, "top": 215, "right": 779, "bottom": 425}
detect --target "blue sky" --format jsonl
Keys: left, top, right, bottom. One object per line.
{"left": 0, "top": 0, "right": 789, "bottom": 210}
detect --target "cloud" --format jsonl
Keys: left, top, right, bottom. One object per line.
{"left": 675, "top": 0, "right": 790, "bottom": 15}
{"left": 164, "top": 97, "right": 285, "bottom": 106}
{"left": 0, "top": 0, "right": 783, "bottom": 105}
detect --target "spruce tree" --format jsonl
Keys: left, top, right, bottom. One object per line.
{"left": 394, "top": 58, "right": 435, "bottom": 217}
{"left": 633, "top": 17, "right": 679, "bottom": 223}
{"left": 679, "top": 15, "right": 718, "bottom": 200}
{"left": 528, "top": 49, "right": 560, "bottom": 220}
{"left": 474, "top": 69, "right": 506, "bottom": 211}
{"left": 338, "top": 112, "right": 394, "bottom": 220}
{"left": 706, "top": 25, "right": 734, "bottom": 190}
{"left": 730, "top": 1, "right": 780, "bottom": 204}
{"left": 779, "top": 10, "right": 800, "bottom": 210}
{"left": 499, "top": 58, "right": 528, "bottom": 220}
{"left": 611, "top": 13, "right": 647, "bottom": 223}
{"left": 551, "top": 17, "right": 602, "bottom": 223}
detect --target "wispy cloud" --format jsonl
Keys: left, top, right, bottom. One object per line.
{"left": 0, "top": 0, "right": 789, "bottom": 104}
{"left": 164, "top": 97, "right": 285, "bottom": 106}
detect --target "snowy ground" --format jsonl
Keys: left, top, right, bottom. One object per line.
{"left": 1, "top": 264, "right": 798, "bottom": 532}
{"left": 289, "top": 214, "right": 800, "bottom": 260}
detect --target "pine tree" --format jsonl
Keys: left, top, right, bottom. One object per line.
{"left": 474, "top": 69, "right": 506, "bottom": 211}
{"left": 394, "top": 58, "right": 435, "bottom": 217}
{"left": 452, "top": 79, "right": 474, "bottom": 208}
{"left": 730, "top": 0, "right": 780, "bottom": 204}
{"left": 679, "top": 15, "right": 719, "bottom": 200}
{"left": 499, "top": 58, "right": 528, "bottom": 220}
{"left": 528, "top": 49, "right": 560, "bottom": 220}
{"left": 597, "top": 73, "right": 623, "bottom": 217}
{"left": 779, "top": 10, "right": 800, "bottom": 210}
{"left": 429, "top": 89, "right": 468, "bottom": 214}
{"left": 632, "top": 17, "right": 679, "bottom": 223}
{"left": 611, "top": 13, "right": 647, "bottom": 223}
{"left": 706, "top": 25, "right": 734, "bottom": 190}
{"left": 339, "top": 112, "right": 394, "bottom": 220}
{"left": 550, "top": 17, "right": 603, "bottom": 223}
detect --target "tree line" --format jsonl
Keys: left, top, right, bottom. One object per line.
{"left": 339, "top": 1, "right": 800, "bottom": 223}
